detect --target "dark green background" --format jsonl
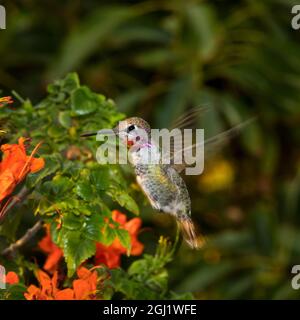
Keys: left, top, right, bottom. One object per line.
{"left": 1, "top": 0, "right": 300, "bottom": 299}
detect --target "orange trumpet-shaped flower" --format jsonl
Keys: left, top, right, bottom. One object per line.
{"left": 73, "top": 267, "right": 98, "bottom": 300}
{"left": 0, "top": 96, "right": 13, "bottom": 108}
{"left": 95, "top": 210, "right": 144, "bottom": 268}
{"left": 0, "top": 137, "right": 44, "bottom": 205}
{"left": 24, "top": 267, "right": 99, "bottom": 300}
{"left": 38, "top": 225, "right": 63, "bottom": 273}
{"left": 24, "top": 270, "right": 74, "bottom": 300}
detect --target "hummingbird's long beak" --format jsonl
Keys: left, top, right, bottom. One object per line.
{"left": 80, "top": 129, "right": 115, "bottom": 138}
{"left": 80, "top": 132, "right": 98, "bottom": 137}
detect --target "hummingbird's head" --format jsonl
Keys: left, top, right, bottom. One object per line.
{"left": 115, "top": 117, "right": 151, "bottom": 146}
{"left": 81, "top": 117, "right": 151, "bottom": 147}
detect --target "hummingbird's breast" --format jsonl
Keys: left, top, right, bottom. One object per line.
{"left": 128, "top": 143, "right": 160, "bottom": 166}
{"left": 134, "top": 163, "right": 191, "bottom": 219}
{"left": 129, "top": 144, "right": 191, "bottom": 218}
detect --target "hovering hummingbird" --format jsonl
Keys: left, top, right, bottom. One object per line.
{"left": 81, "top": 113, "right": 253, "bottom": 249}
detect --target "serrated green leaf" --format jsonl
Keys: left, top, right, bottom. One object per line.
{"left": 99, "top": 223, "right": 121, "bottom": 246}
{"left": 90, "top": 167, "right": 110, "bottom": 191}
{"left": 61, "top": 229, "right": 96, "bottom": 277}
{"left": 57, "top": 212, "right": 104, "bottom": 276}
{"left": 62, "top": 212, "right": 82, "bottom": 231}
{"left": 42, "top": 176, "right": 73, "bottom": 196}
{"left": 75, "top": 181, "right": 94, "bottom": 201}
{"left": 84, "top": 213, "right": 104, "bottom": 241}
{"left": 107, "top": 188, "right": 139, "bottom": 215}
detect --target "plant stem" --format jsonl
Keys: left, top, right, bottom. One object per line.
{"left": 1, "top": 220, "right": 43, "bottom": 256}
{"left": 0, "top": 186, "right": 29, "bottom": 224}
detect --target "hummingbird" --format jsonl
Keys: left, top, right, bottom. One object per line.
{"left": 82, "top": 117, "right": 204, "bottom": 249}
{"left": 81, "top": 114, "right": 253, "bottom": 249}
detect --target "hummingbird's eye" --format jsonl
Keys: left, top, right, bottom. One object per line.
{"left": 127, "top": 125, "right": 135, "bottom": 133}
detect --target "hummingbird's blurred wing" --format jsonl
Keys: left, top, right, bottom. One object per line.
{"left": 167, "top": 118, "right": 256, "bottom": 173}
{"left": 169, "top": 106, "right": 210, "bottom": 131}
{"left": 161, "top": 106, "right": 209, "bottom": 168}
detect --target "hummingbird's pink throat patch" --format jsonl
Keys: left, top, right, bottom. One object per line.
{"left": 127, "top": 135, "right": 150, "bottom": 148}
{"left": 140, "top": 142, "right": 152, "bottom": 148}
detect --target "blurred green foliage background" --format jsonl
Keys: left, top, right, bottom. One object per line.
{"left": 1, "top": 0, "right": 300, "bottom": 299}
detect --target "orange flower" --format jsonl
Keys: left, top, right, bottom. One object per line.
{"left": 24, "top": 267, "right": 100, "bottom": 300}
{"left": 95, "top": 210, "right": 144, "bottom": 268}
{"left": 73, "top": 267, "right": 98, "bottom": 300}
{"left": 0, "top": 137, "right": 44, "bottom": 205}
{"left": 0, "top": 96, "right": 13, "bottom": 108}
{"left": 95, "top": 243, "right": 122, "bottom": 268}
{"left": 38, "top": 224, "right": 63, "bottom": 273}
{"left": 6, "top": 271, "right": 19, "bottom": 285}
{"left": 24, "top": 270, "right": 74, "bottom": 300}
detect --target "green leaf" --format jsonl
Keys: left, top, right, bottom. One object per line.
{"left": 90, "top": 167, "right": 110, "bottom": 191}
{"left": 128, "top": 259, "right": 148, "bottom": 276}
{"left": 71, "top": 86, "right": 98, "bottom": 116}
{"left": 61, "top": 229, "right": 96, "bottom": 277}
{"left": 62, "top": 212, "right": 82, "bottom": 231}
{"left": 43, "top": 176, "right": 73, "bottom": 196}
{"left": 57, "top": 212, "right": 104, "bottom": 276}
{"left": 0, "top": 284, "right": 27, "bottom": 300}
{"left": 101, "top": 224, "right": 117, "bottom": 246}
{"left": 61, "top": 72, "right": 80, "bottom": 93}
{"left": 26, "top": 154, "right": 61, "bottom": 188}
{"left": 147, "top": 268, "right": 168, "bottom": 292}
{"left": 106, "top": 187, "right": 139, "bottom": 215}
{"left": 115, "top": 228, "right": 131, "bottom": 253}
{"left": 58, "top": 111, "right": 72, "bottom": 128}
{"left": 110, "top": 268, "right": 163, "bottom": 300}
{"left": 75, "top": 181, "right": 94, "bottom": 201}
{"left": 84, "top": 213, "right": 105, "bottom": 241}
{"left": 47, "top": 126, "right": 65, "bottom": 138}
{"left": 48, "top": 72, "right": 80, "bottom": 95}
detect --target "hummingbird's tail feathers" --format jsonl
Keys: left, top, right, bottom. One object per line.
{"left": 177, "top": 217, "right": 206, "bottom": 249}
